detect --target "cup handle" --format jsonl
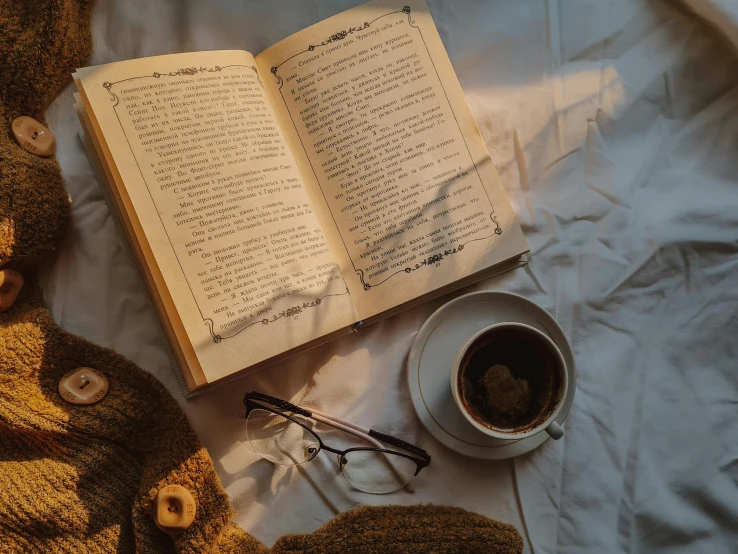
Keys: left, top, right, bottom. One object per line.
{"left": 546, "top": 421, "right": 564, "bottom": 440}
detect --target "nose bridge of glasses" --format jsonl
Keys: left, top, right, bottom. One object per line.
{"left": 303, "top": 442, "right": 320, "bottom": 461}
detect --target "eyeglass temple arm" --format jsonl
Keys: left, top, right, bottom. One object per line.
{"left": 309, "top": 407, "right": 429, "bottom": 461}
{"left": 309, "top": 409, "right": 386, "bottom": 450}
{"left": 245, "top": 391, "right": 312, "bottom": 418}
{"left": 243, "top": 393, "right": 385, "bottom": 449}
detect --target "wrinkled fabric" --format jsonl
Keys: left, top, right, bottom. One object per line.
{"left": 42, "top": 0, "right": 738, "bottom": 552}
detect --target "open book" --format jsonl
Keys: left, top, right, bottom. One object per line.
{"left": 73, "top": 0, "right": 528, "bottom": 393}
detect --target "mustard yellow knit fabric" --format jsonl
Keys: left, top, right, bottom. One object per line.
{"left": 0, "top": 1, "right": 523, "bottom": 552}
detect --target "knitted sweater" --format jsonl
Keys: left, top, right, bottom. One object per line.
{"left": 0, "top": 1, "right": 523, "bottom": 552}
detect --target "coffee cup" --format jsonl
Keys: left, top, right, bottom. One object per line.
{"left": 451, "top": 322, "right": 567, "bottom": 441}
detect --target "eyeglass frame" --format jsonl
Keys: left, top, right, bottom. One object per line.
{"left": 241, "top": 391, "right": 431, "bottom": 483}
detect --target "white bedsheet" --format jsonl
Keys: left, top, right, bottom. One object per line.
{"left": 42, "top": 0, "right": 738, "bottom": 551}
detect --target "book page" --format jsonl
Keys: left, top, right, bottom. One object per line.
{"left": 257, "top": 0, "right": 528, "bottom": 319}
{"left": 76, "top": 50, "right": 357, "bottom": 385}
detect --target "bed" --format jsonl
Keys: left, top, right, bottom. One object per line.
{"left": 43, "top": 0, "right": 738, "bottom": 551}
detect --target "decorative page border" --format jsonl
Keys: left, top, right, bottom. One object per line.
{"left": 269, "top": 6, "right": 502, "bottom": 291}
{"left": 102, "top": 64, "right": 349, "bottom": 342}
{"left": 204, "top": 286, "right": 349, "bottom": 342}
{"left": 103, "top": 64, "right": 263, "bottom": 95}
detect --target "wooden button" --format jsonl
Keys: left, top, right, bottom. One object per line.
{"left": 11, "top": 116, "right": 56, "bottom": 157}
{"left": 154, "top": 485, "right": 196, "bottom": 534}
{"left": 58, "top": 367, "right": 109, "bottom": 405}
{"left": 0, "top": 269, "right": 24, "bottom": 312}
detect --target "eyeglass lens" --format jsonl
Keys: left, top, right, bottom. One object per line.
{"left": 339, "top": 449, "right": 417, "bottom": 494}
{"left": 246, "top": 409, "right": 320, "bottom": 465}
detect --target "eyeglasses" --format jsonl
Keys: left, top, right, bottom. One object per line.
{"left": 241, "top": 391, "right": 431, "bottom": 494}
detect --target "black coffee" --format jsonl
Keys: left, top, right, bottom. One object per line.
{"left": 458, "top": 327, "right": 562, "bottom": 433}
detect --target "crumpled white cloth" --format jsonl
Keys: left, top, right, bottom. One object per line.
{"left": 42, "top": 0, "right": 738, "bottom": 551}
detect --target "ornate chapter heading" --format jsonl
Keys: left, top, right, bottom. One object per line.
{"left": 103, "top": 65, "right": 263, "bottom": 102}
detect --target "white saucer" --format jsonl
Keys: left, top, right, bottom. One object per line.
{"left": 407, "top": 291, "right": 576, "bottom": 459}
